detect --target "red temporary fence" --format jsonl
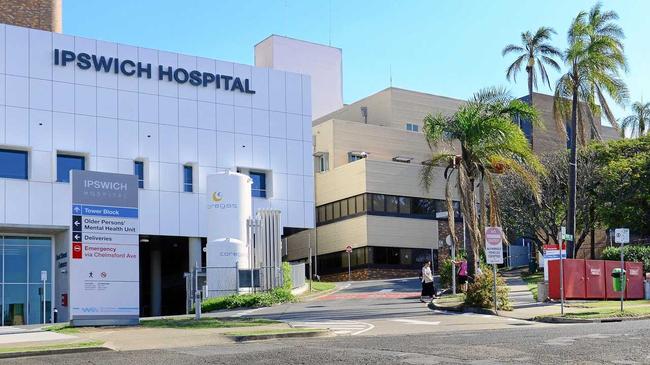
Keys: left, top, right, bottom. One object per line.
{"left": 548, "top": 259, "right": 645, "bottom": 300}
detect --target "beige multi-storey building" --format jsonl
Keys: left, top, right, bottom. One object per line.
{"left": 285, "top": 87, "right": 620, "bottom": 280}
{"left": 285, "top": 88, "right": 465, "bottom": 280}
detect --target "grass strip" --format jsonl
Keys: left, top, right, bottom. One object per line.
{"left": 42, "top": 325, "right": 80, "bottom": 334}
{"left": 199, "top": 288, "right": 296, "bottom": 312}
{"left": 140, "top": 317, "right": 277, "bottom": 329}
{"left": 308, "top": 281, "right": 336, "bottom": 292}
{"left": 0, "top": 341, "right": 104, "bottom": 354}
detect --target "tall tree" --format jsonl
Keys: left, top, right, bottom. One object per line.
{"left": 553, "top": 3, "right": 628, "bottom": 257}
{"left": 621, "top": 101, "right": 650, "bottom": 138}
{"left": 496, "top": 150, "right": 601, "bottom": 256}
{"left": 420, "top": 87, "right": 544, "bottom": 280}
{"left": 502, "top": 27, "right": 562, "bottom": 108}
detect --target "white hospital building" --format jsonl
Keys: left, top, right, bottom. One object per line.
{"left": 0, "top": 5, "right": 318, "bottom": 322}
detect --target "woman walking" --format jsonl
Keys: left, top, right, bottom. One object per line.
{"left": 420, "top": 261, "right": 434, "bottom": 303}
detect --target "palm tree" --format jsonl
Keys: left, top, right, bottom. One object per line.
{"left": 420, "top": 87, "right": 544, "bottom": 281}
{"left": 621, "top": 101, "right": 650, "bottom": 138}
{"left": 553, "top": 3, "right": 628, "bottom": 257}
{"left": 502, "top": 27, "right": 562, "bottom": 108}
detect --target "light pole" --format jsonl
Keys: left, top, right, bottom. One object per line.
{"left": 566, "top": 84, "right": 578, "bottom": 258}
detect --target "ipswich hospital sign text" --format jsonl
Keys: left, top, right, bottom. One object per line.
{"left": 54, "top": 49, "right": 256, "bottom": 94}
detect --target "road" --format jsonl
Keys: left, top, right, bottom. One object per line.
{"left": 6, "top": 278, "right": 649, "bottom": 364}
{"left": 8, "top": 320, "right": 650, "bottom": 364}
{"left": 223, "top": 277, "right": 547, "bottom": 335}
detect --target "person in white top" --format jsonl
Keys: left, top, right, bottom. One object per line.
{"left": 420, "top": 261, "right": 435, "bottom": 303}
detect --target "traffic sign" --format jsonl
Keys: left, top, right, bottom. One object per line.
{"left": 485, "top": 227, "right": 503, "bottom": 264}
{"left": 614, "top": 228, "right": 629, "bottom": 244}
{"left": 345, "top": 245, "right": 353, "bottom": 253}
{"left": 562, "top": 234, "right": 573, "bottom": 241}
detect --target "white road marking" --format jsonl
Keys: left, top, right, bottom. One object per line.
{"left": 232, "top": 308, "right": 263, "bottom": 317}
{"left": 390, "top": 318, "right": 441, "bottom": 325}
{"left": 290, "top": 320, "right": 374, "bottom": 336}
{"left": 378, "top": 289, "right": 394, "bottom": 293}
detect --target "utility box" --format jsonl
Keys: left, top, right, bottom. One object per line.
{"left": 645, "top": 281, "right": 650, "bottom": 300}
{"left": 537, "top": 282, "right": 548, "bottom": 302}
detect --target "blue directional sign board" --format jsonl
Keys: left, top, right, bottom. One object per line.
{"left": 69, "top": 170, "right": 139, "bottom": 326}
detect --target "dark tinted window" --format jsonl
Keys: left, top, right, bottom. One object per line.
{"left": 398, "top": 197, "right": 411, "bottom": 214}
{"left": 412, "top": 198, "right": 435, "bottom": 215}
{"left": 250, "top": 171, "right": 266, "bottom": 197}
{"left": 326, "top": 204, "right": 333, "bottom": 221}
{"left": 57, "top": 154, "right": 85, "bottom": 183}
{"left": 183, "top": 165, "right": 193, "bottom": 192}
{"left": 332, "top": 201, "right": 340, "bottom": 219}
{"left": 371, "top": 194, "right": 385, "bottom": 212}
{"left": 386, "top": 195, "right": 398, "bottom": 213}
{"left": 348, "top": 197, "right": 356, "bottom": 215}
{"left": 356, "top": 195, "right": 366, "bottom": 212}
{"left": 134, "top": 161, "right": 144, "bottom": 188}
{"left": 317, "top": 206, "right": 326, "bottom": 223}
{"left": 0, "top": 149, "right": 28, "bottom": 179}
{"left": 340, "top": 199, "right": 348, "bottom": 217}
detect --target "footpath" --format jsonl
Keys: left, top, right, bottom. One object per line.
{"left": 499, "top": 268, "right": 562, "bottom": 320}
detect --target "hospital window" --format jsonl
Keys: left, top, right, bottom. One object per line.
{"left": 183, "top": 165, "right": 193, "bottom": 193}
{"left": 56, "top": 154, "right": 85, "bottom": 183}
{"left": 250, "top": 171, "right": 266, "bottom": 198}
{"left": 134, "top": 161, "right": 144, "bottom": 188}
{"left": 406, "top": 123, "right": 419, "bottom": 132}
{"left": 0, "top": 149, "right": 28, "bottom": 180}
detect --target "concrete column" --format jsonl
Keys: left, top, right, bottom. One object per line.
{"left": 150, "top": 246, "right": 162, "bottom": 316}
{"left": 188, "top": 237, "right": 203, "bottom": 271}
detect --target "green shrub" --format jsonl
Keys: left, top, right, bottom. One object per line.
{"left": 439, "top": 259, "right": 454, "bottom": 289}
{"left": 439, "top": 250, "right": 466, "bottom": 289}
{"left": 200, "top": 288, "right": 296, "bottom": 313}
{"left": 464, "top": 265, "right": 511, "bottom": 311}
{"left": 602, "top": 246, "right": 650, "bottom": 272}
{"left": 282, "top": 262, "right": 292, "bottom": 290}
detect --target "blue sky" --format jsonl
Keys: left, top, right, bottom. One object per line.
{"left": 63, "top": 0, "right": 649, "bottom": 120}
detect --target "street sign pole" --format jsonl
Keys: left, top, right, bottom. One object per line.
{"left": 485, "top": 227, "right": 504, "bottom": 315}
{"left": 41, "top": 270, "right": 47, "bottom": 324}
{"left": 620, "top": 239, "right": 624, "bottom": 312}
{"left": 194, "top": 263, "right": 201, "bottom": 321}
{"left": 493, "top": 264, "right": 498, "bottom": 314}
{"left": 346, "top": 245, "right": 353, "bottom": 282}
{"left": 348, "top": 252, "right": 351, "bottom": 282}
{"left": 451, "top": 239, "right": 457, "bottom": 295}
{"left": 559, "top": 227, "right": 567, "bottom": 316}
{"left": 615, "top": 228, "right": 629, "bottom": 312}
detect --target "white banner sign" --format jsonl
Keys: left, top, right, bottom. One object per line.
{"left": 485, "top": 227, "right": 504, "bottom": 265}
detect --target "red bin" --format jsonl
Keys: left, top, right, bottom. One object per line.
{"left": 585, "top": 260, "right": 606, "bottom": 299}
{"left": 625, "top": 262, "right": 644, "bottom": 299}
{"left": 548, "top": 259, "right": 586, "bottom": 299}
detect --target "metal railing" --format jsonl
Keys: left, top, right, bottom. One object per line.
{"left": 184, "top": 263, "right": 283, "bottom": 316}
{"left": 290, "top": 262, "right": 306, "bottom": 289}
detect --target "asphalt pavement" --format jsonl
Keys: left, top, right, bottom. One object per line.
{"left": 8, "top": 319, "right": 650, "bottom": 364}
{"left": 214, "top": 277, "right": 548, "bottom": 336}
